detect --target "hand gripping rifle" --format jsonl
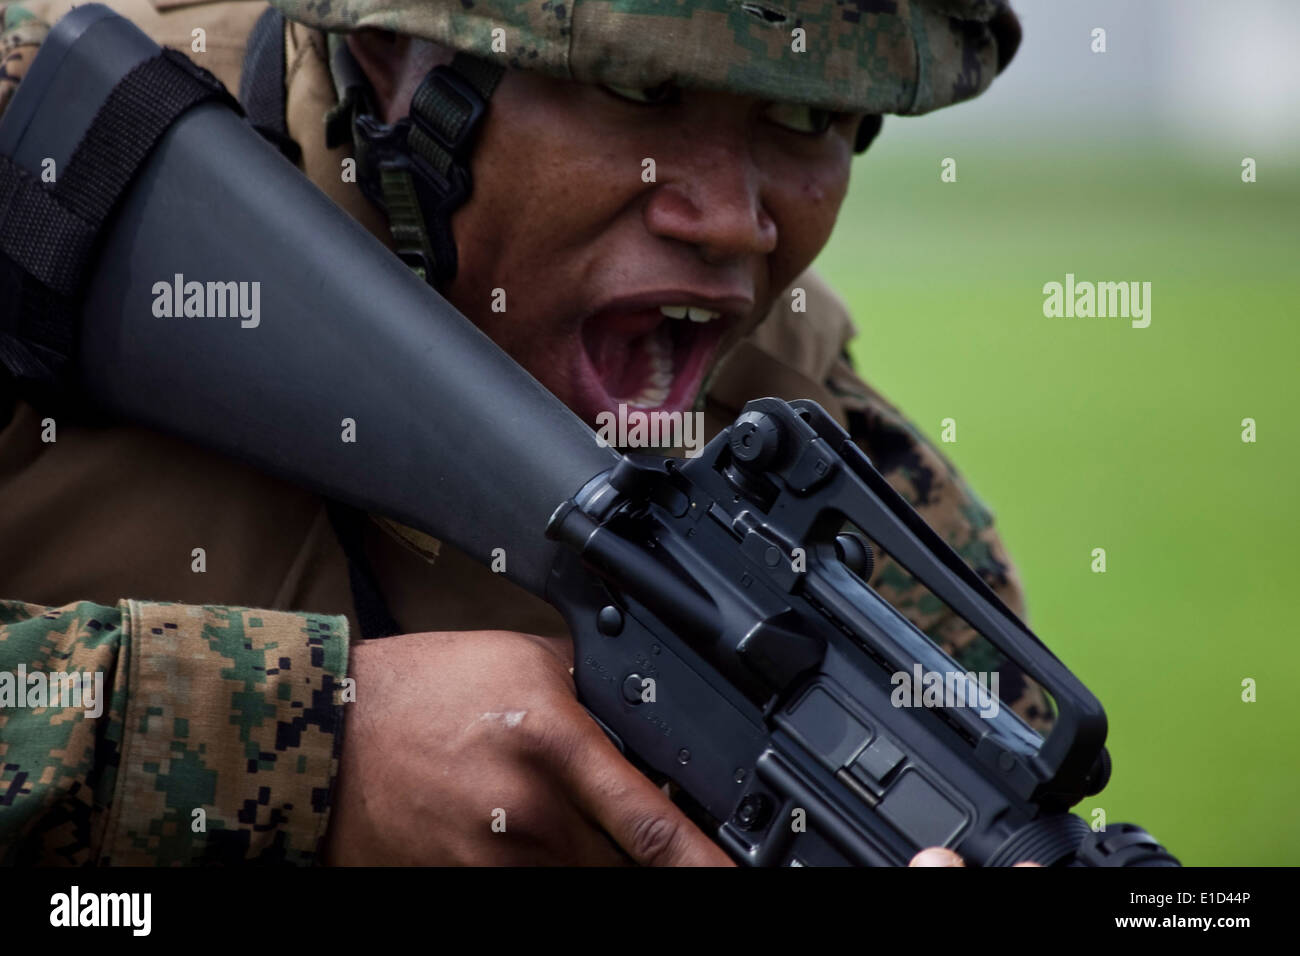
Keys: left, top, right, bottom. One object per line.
{"left": 0, "top": 6, "right": 1178, "bottom": 866}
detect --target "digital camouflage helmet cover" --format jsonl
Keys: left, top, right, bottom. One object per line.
{"left": 265, "top": 0, "right": 1020, "bottom": 283}
{"left": 270, "top": 0, "right": 1021, "bottom": 116}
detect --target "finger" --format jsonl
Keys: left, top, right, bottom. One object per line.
{"left": 1012, "top": 861, "right": 1043, "bottom": 867}
{"left": 909, "top": 847, "right": 966, "bottom": 867}
{"left": 560, "top": 720, "right": 734, "bottom": 867}
{"left": 511, "top": 630, "right": 576, "bottom": 673}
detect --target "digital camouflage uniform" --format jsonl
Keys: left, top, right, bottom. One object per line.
{"left": 0, "top": 0, "right": 1045, "bottom": 865}
{"left": 0, "top": 599, "right": 344, "bottom": 864}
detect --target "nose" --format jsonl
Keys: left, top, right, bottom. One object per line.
{"left": 641, "top": 130, "right": 778, "bottom": 264}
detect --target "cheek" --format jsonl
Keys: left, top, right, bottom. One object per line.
{"left": 441, "top": 107, "right": 634, "bottom": 381}
{"left": 768, "top": 166, "right": 848, "bottom": 285}
{"left": 449, "top": 97, "right": 628, "bottom": 317}
{"left": 801, "top": 178, "right": 830, "bottom": 205}
{"left": 445, "top": 150, "right": 568, "bottom": 334}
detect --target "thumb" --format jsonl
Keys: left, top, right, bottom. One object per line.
{"left": 909, "top": 847, "right": 966, "bottom": 867}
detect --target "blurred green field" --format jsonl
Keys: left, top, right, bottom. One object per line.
{"left": 814, "top": 139, "right": 1300, "bottom": 866}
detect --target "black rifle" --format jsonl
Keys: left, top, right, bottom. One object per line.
{"left": 0, "top": 6, "right": 1178, "bottom": 866}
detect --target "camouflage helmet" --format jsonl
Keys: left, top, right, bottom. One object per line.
{"left": 271, "top": 0, "right": 1022, "bottom": 116}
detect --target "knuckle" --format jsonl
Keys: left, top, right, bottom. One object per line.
{"left": 627, "top": 811, "right": 683, "bottom": 865}
{"left": 515, "top": 705, "right": 578, "bottom": 762}
{"left": 493, "top": 630, "right": 565, "bottom": 667}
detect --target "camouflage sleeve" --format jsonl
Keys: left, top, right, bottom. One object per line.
{"left": 0, "top": 599, "right": 349, "bottom": 865}
{"left": 0, "top": 3, "right": 48, "bottom": 118}
{"left": 824, "top": 354, "right": 1057, "bottom": 734}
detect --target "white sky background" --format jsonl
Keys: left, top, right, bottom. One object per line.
{"left": 881, "top": 0, "right": 1300, "bottom": 158}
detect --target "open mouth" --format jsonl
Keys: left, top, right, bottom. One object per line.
{"left": 576, "top": 304, "right": 732, "bottom": 423}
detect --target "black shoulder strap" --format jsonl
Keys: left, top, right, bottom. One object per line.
{"left": 238, "top": 7, "right": 301, "bottom": 164}
{"left": 325, "top": 502, "right": 403, "bottom": 639}
{"left": 0, "top": 47, "right": 241, "bottom": 405}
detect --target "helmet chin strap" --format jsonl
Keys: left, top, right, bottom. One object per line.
{"left": 325, "top": 36, "right": 503, "bottom": 288}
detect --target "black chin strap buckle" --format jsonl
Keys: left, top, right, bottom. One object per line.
{"left": 350, "top": 55, "right": 501, "bottom": 287}
{"left": 414, "top": 66, "right": 488, "bottom": 165}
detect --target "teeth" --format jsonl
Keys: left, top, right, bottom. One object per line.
{"left": 615, "top": 324, "right": 674, "bottom": 410}
{"left": 657, "top": 304, "right": 721, "bottom": 323}
{"left": 645, "top": 329, "right": 673, "bottom": 389}
{"left": 625, "top": 383, "right": 671, "bottom": 409}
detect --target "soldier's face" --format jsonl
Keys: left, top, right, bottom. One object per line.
{"left": 353, "top": 35, "right": 859, "bottom": 427}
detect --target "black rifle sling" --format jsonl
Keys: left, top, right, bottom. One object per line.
{"left": 0, "top": 46, "right": 239, "bottom": 402}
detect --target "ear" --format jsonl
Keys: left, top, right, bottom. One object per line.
{"left": 346, "top": 30, "right": 453, "bottom": 124}
{"left": 346, "top": 30, "right": 405, "bottom": 121}
{"left": 853, "top": 114, "right": 883, "bottom": 154}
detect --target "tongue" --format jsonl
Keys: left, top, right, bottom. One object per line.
{"left": 583, "top": 312, "right": 673, "bottom": 400}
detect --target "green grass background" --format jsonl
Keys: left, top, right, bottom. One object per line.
{"left": 814, "top": 140, "right": 1299, "bottom": 866}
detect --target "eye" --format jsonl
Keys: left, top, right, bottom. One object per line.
{"left": 763, "top": 102, "right": 835, "bottom": 135}
{"left": 600, "top": 81, "right": 681, "bottom": 106}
